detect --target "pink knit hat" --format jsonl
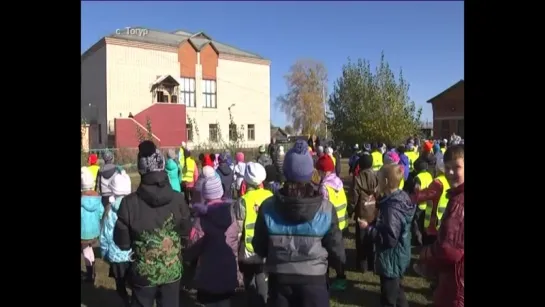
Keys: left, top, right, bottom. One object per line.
{"left": 235, "top": 152, "right": 245, "bottom": 163}
{"left": 384, "top": 152, "right": 400, "bottom": 165}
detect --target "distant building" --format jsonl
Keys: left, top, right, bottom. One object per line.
{"left": 81, "top": 28, "right": 271, "bottom": 148}
{"left": 270, "top": 127, "right": 289, "bottom": 143}
{"left": 427, "top": 80, "right": 464, "bottom": 139}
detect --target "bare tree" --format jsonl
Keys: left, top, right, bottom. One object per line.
{"left": 276, "top": 59, "right": 327, "bottom": 135}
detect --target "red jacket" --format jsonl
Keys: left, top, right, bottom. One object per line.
{"left": 411, "top": 179, "right": 445, "bottom": 236}
{"left": 421, "top": 183, "right": 464, "bottom": 307}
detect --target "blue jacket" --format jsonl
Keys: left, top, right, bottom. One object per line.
{"left": 81, "top": 195, "right": 104, "bottom": 240}
{"left": 100, "top": 197, "right": 132, "bottom": 263}
{"left": 368, "top": 190, "right": 415, "bottom": 278}
{"left": 166, "top": 158, "right": 182, "bottom": 192}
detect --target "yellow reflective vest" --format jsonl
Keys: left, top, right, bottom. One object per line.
{"left": 325, "top": 185, "right": 348, "bottom": 230}
{"left": 242, "top": 189, "right": 273, "bottom": 253}
{"left": 182, "top": 157, "right": 196, "bottom": 183}
{"left": 424, "top": 175, "right": 450, "bottom": 230}
{"left": 371, "top": 151, "right": 383, "bottom": 171}
{"left": 415, "top": 171, "right": 433, "bottom": 210}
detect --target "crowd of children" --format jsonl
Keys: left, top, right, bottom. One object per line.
{"left": 81, "top": 136, "right": 464, "bottom": 307}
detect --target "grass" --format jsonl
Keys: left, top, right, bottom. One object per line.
{"left": 82, "top": 159, "right": 431, "bottom": 307}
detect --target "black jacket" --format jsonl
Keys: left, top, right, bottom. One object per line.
{"left": 252, "top": 192, "right": 346, "bottom": 284}
{"left": 216, "top": 162, "right": 234, "bottom": 198}
{"left": 114, "top": 171, "right": 191, "bottom": 287}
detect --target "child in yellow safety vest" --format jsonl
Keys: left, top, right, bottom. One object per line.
{"left": 316, "top": 154, "right": 348, "bottom": 291}
{"left": 235, "top": 162, "right": 270, "bottom": 306}
{"left": 408, "top": 159, "right": 433, "bottom": 246}
{"left": 410, "top": 159, "right": 450, "bottom": 246}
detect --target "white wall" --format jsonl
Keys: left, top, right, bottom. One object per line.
{"left": 81, "top": 46, "right": 107, "bottom": 148}
{"left": 106, "top": 44, "right": 179, "bottom": 132}
{"left": 186, "top": 57, "right": 271, "bottom": 147}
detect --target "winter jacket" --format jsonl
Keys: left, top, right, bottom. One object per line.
{"left": 113, "top": 171, "right": 192, "bottom": 287}
{"left": 348, "top": 152, "right": 362, "bottom": 174}
{"left": 96, "top": 163, "right": 117, "bottom": 196}
{"left": 274, "top": 154, "right": 285, "bottom": 182}
{"left": 100, "top": 196, "right": 132, "bottom": 263}
{"left": 320, "top": 173, "right": 344, "bottom": 200}
{"left": 368, "top": 190, "right": 415, "bottom": 278}
{"left": 252, "top": 192, "right": 346, "bottom": 284}
{"left": 185, "top": 200, "right": 241, "bottom": 294}
{"left": 421, "top": 183, "right": 464, "bottom": 307}
{"left": 234, "top": 162, "right": 247, "bottom": 190}
{"left": 257, "top": 153, "right": 273, "bottom": 167}
{"left": 81, "top": 193, "right": 104, "bottom": 240}
{"left": 216, "top": 162, "right": 234, "bottom": 199}
{"left": 353, "top": 169, "right": 379, "bottom": 222}
{"left": 166, "top": 158, "right": 182, "bottom": 192}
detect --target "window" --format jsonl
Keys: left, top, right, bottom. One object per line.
{"left": 457, "top": 119, "right": 464, "bottom": 138}
{"left": 209, "top": 124, "right": 218, "bottom": 142}
{"left": 229, "top": 124, "right": 237, "bottom": 141}
{"left": 434, "top": 120, "right": 441, "bottom": 138}
{"left": 171, "top": 95, "right": 178, "bottom": 103}
{"left": 98, "top": 124, "right": 102, "bottom": 144}
{"left": 202, "top": 80, "right": 217, "bottom": 108}
{"left": 247, "top": 124, "right": 255, "bottom": 141}
{"left": 180, "top": 77, "right": 196, "bottom": 107}
{"left": 156, "top": 91, "right": 166, "bottom": 103}
{"left": 187, "top": 123, "right": 193, "bottom": 142}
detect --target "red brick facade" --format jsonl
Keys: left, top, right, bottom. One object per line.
{"left": 428, "top": 80, "right": 464, "bottom": 139}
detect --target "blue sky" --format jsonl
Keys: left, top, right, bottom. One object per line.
{"left": 82, "top": 1, "right": 464, "bottom": 128}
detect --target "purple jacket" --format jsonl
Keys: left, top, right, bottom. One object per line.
{"left": 185, "top": 200, "right": 242, "bottom": 294}
{"left": 320, "top": 173, "right": 344, "bottom": 199}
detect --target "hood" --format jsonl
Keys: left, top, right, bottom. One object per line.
{"left": 200, "top": 202, "right": 234, "bottom": 234}
{"left": 398, "top": 154, "right": 410, "bottom": 166}
{"left": 217, "top": 162, "right": 233, "bottom": 176}
{"left": 257, "top": 154, "right": 272, "bottom": 165}
{"left": 322, "top": 173, "right": 343, "bottom": 191}
{"left": 99, "top": 164, "right": 117, "bottom": 180}
{"left": 81, "top": 195, "right": 103, "bottom": 212}
{"left": 111, "top": 196, "right": 124, "bottom": 212}
{"left": 378, "top": 190, "right": 414, "bottom": 215}
{"left": 165, "top": 158, "right": 178, "bottom": 171}
{"left": 136, "top": 171, "right": 175, "bottom": 208}
{"left": 273, "top": 193, "right": 324, "bottom": 224}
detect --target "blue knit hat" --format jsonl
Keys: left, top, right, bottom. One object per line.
{"left": 283, "top": 140, "right": 314, "bottom": 183}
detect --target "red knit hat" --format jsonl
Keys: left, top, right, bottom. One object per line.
{"left": 316, "top": 155, "right": 335, "bottom": 172}
{"left": 423, "top": 141, "right": 433, "bottom": 153}
{"left": 88, "top": 154, "right": 98, "bottom": 165}
{"left": 203, "top": 154, "right": 214, "bottom": 167}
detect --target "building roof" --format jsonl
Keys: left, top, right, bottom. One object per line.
{"left": 105, "top": 27, "right": 266, "bottom": 60}
{"left": 426, "top": 79, "right": 464, "bottom": 103}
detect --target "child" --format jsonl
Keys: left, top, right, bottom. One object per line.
{"left": 357, "top": 164, "right": 415, "bottom": 307}
{"left": 352, "top": 154, "right": 379, "bottom": 273}
{"left": 216, "top": 153, "right": 234, "bottom": 199}
{"left": 96, "top": 151, "right": 117, "bottom": 207}
{"left": 316, "top": 154, "right": 348, "bottom": 290}
{"left": 81, "top": 166, "right": 104, "bottom": 283}
{"left": 417, "top": 145, "right": 464, "bottom": 307}
{"left": 100, "top": 169, "right": 132, "bottom": 306}
{"left": 185, "top": 175, "right": 241, "bottom": 307}
{"left": 274, "top": 146, "right": 285, "bottom": 183}
{"left": 263, "top": 164, "right": 281, "bottom": 194}
{"left": 234, "top": 152, "right": 247, "bottom": 197}
{"left": 166, "top": 149, "right": 182, "bottom": 192}
{"left": 87, "top": 153, "right": 100, "bottom": 186}
{"left": 235, "top": 162, "right": 270, "bottom": 307}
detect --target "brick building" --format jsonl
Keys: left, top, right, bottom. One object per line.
{"left": 427, "top": 80, "right": 464, "bottom": 139}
